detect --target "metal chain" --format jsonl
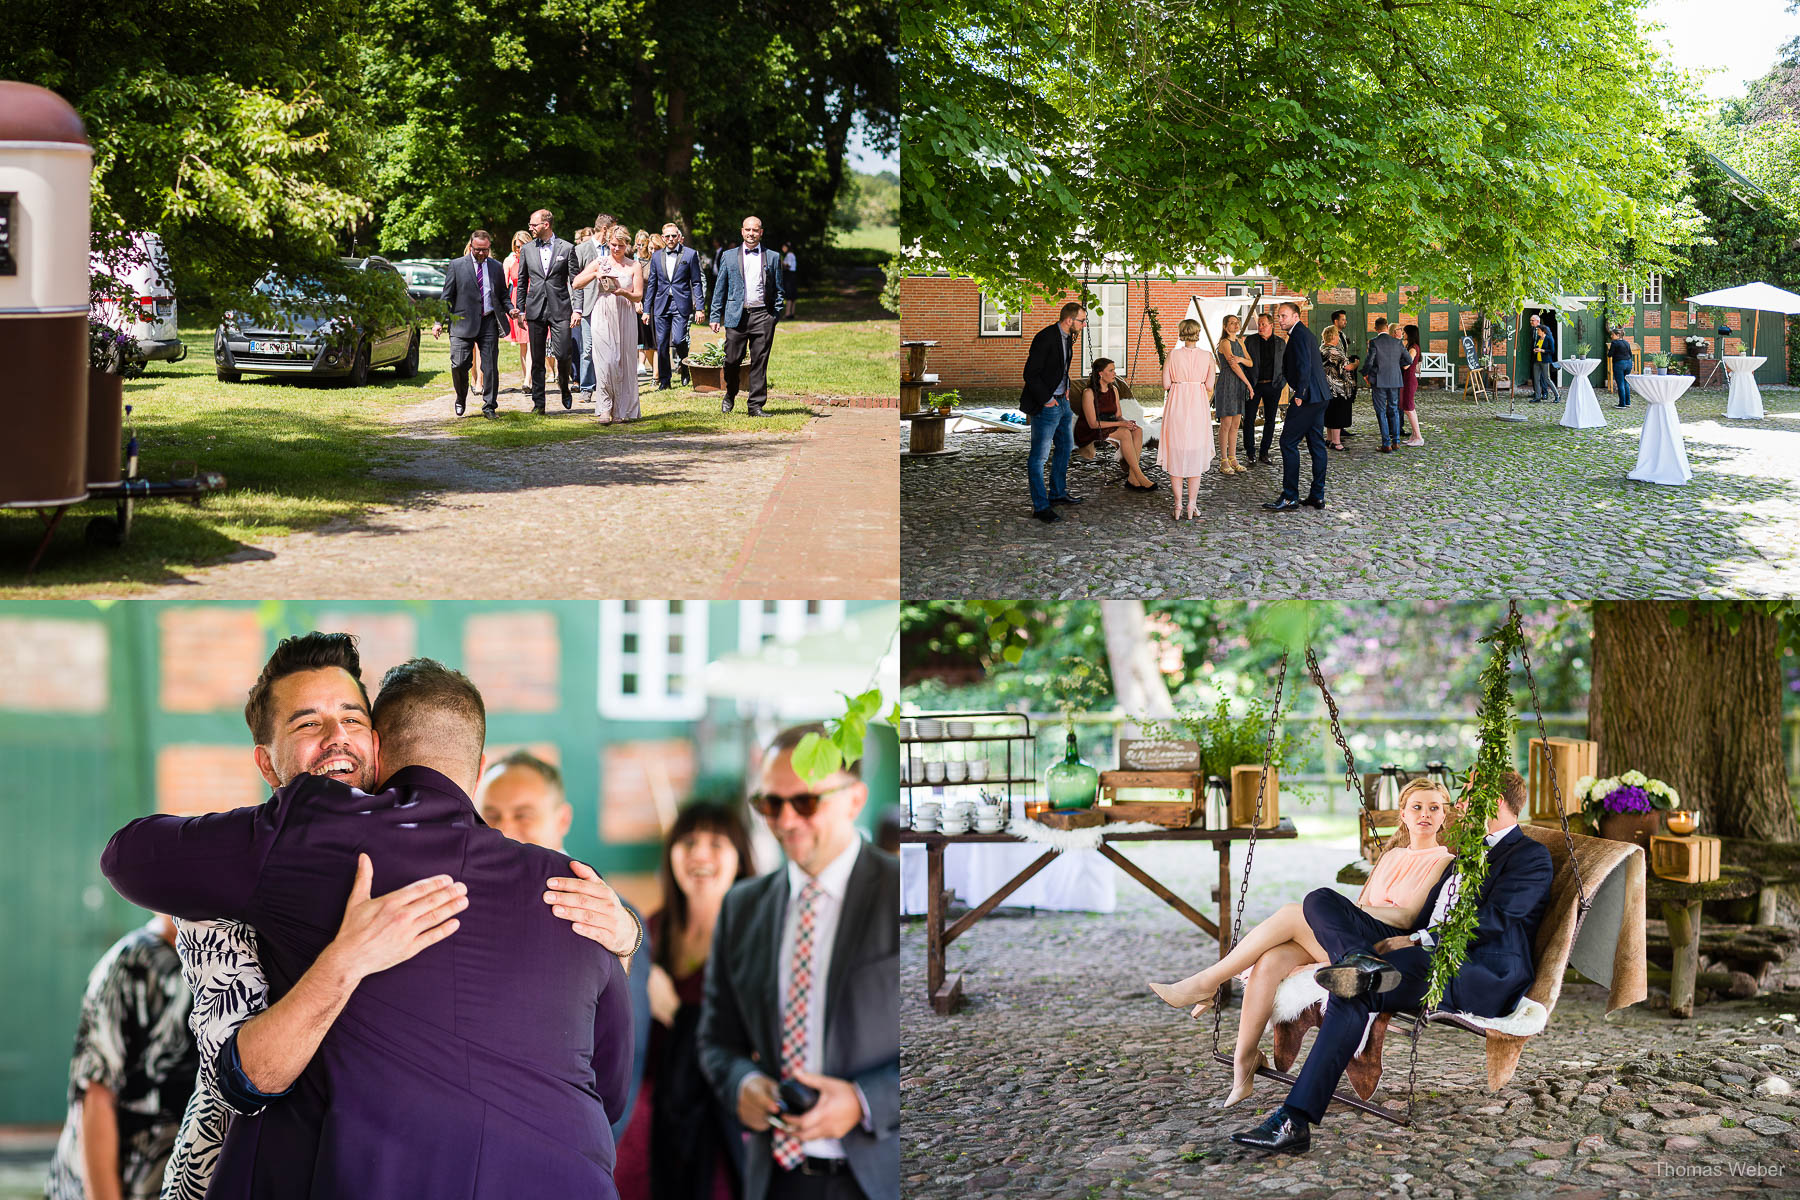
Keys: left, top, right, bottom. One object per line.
{"left": 1212, "top": 651, "right": 1288, "bottom": 1058}
{"left": 1307, "top": 647, "right": 1359, "bottom": 798}
{"left": 1514, "top": 599, "right": 1592, "bottom": 922}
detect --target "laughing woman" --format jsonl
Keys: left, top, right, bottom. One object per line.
{"left": 1147, "top": 780, "right": 1455, "bottom": 1106}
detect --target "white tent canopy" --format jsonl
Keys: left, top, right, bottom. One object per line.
{"left": 1684, "top": 281, "right": 1800, "bottom": 315}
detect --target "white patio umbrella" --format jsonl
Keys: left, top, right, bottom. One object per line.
{"left": 1683, "top": 282, "right": 1800, "bottom": 352}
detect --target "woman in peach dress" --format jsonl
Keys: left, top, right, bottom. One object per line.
{"left": 1157, "top": 318, "right": 1217, "bottom": 520}
{"left": 1148, "top": 779, "right": 1456, "bottom": 1107}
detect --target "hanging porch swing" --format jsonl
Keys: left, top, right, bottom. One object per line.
{"left": 1208, "top": 600, "right": 1648, "bottom": 1125}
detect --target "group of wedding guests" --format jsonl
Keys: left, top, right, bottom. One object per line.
{"left": 436, "top": 210, "right": 789, "bottom": 421}
{"left": 1021, "top": 302, "right": 1433, "bottom": 522}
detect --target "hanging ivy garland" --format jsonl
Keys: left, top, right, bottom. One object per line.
{"left": 1423, "top": 607, "right": 1525, "bottom": 1007}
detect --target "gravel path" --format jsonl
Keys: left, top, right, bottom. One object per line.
{"left": 901, "top": 386, "right": 1800, "bottom": 599}
{"left": 134, "top": 383, "right": 895, "bottom": 597}
{"left": 903, "top": 820, "right": 1800, "bottom": 1198}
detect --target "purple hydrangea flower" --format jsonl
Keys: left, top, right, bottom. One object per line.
{"left": 1604, "top": 784, "right": 1652, "bottom": 814}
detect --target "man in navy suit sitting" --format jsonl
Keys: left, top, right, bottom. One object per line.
{"left": 1231, "top": 770, "right": 1552, "bottom": 1153}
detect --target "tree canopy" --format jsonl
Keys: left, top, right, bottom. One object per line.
{"left": 903, "top": 0, "right": 1703, "bottom": 312}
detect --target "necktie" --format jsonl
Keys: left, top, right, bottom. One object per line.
{"left": 774, "top": 879, "right": 822, "bottom": 1170}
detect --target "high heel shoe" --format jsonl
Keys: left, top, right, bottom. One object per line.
{"left": 1148, "top": 979, "right": 1214, "bottom": 1013}
{"left": 1215, "top": 1049, "right": 1267, "bottom": 1109}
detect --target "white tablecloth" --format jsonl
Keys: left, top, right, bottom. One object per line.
{"left": 1724, "top": 355, "right": 1768, "bottom": 420}
{"left": 1557, "top": 358, "right": 1605, "bottom": 429}
{"left": 1626, "top": 373, "right": 1695, "bottom": 486}
{"left": 900, "top": 841, "right": 1117, "bottom": 914}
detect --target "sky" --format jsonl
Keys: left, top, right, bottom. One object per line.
{"left": 1644, "top": 0, "right": 1800, "bottom": 98}
{"left": 849, "top": 118, "right": 898, "bottom": 175}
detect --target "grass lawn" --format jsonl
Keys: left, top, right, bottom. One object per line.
{"left": 831, "top": 224, "right": 900, "bottom": 254}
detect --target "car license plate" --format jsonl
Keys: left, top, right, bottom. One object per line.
{"left": 249, "top": 340, "right": 296, "bottom": 355}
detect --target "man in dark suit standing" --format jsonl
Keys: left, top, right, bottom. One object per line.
{"left": 103, "top": 658, "right": 637, "bottom": 1199}
{"left": 1360, "top": 316, "right": 1407, "bottom": 452}
{"left": 1018, "top": 302, "right": 1088, "bottom": 523}
{"left": 646, "top": 222, "right": 707, "bottom": 390}
{"left": 699, "top": 724, "right": 898, "bottom": 1200}
{"left": 435, "top": 229, "right": 508, "bottom": 419}
{"left": 1264, "top": 302, "right": 1331, "bottom": 512}
{"left": 1231, "top": 772, "right": 1552, "bottom": 1153}
{"left": 708, "top": 215, "right": 785, "bottom": 416}
{"left": 1526, "top": 313, "right": 1557, "bottom": 402}
{"left": 1329, "top": 310, "right": 1359, "bottom": 434}
{"left": 1244, "top": 311, "right": 1286, "bottom": 466}
{"left": 514, "top": 208, "right": 580, "bottom": 413}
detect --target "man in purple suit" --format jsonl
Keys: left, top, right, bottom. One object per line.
{"left": 103, "top": 658, "right": 635, "bottom": 1200}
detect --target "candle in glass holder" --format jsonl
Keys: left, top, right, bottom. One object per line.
{"left": 1666, "top": 810, "right": 1697, "bottom": 836}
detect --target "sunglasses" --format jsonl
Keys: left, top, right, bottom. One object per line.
{"left": 749, "top": 784, "right": 851, "bottom": 819}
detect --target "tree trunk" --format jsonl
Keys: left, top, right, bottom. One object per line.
{"left": 1098, "top": 600, "right": 1175, "bottom": 737}
{"left": 661, "top": 85, "right": 695, "bottom": 229}
{"left": 1590, "top": 602, "right": 1796, "bottom": 842}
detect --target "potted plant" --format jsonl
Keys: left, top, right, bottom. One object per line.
{"left": 1575, "top": 771, "right": 1678, "bottom": 848}
{"left": 86, "top": 318, "right": 149, "bottom": 486}
{"left": 932, "top": 388, "right": 961, "bottom": 417}
{"left": 1164, "top": 696, "right": 1297, "bottom": 828}
{"left": 1044, "top": 657, "right": 1110, "bottom": 811}
{"left": 686, "top": 340, "right": 727, "bottom": 393}
{"left": 1649, "top": 352, "right": 1671, "bottom": 376}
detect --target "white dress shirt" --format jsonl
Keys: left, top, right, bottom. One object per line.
{"left": 1414, "top": 825, "right": 1513, "bottom": 948}
{"left": 742, "top": 246, "right": 765, "bottom": 308}
{"left": 666, "top": 250, "right": 679, "bottom": 281}
{"left": 537, "top": 238, "right": 553, "bottom": 275}
{"left": 775, "top": 835, "right": 863, "bottom": 1160}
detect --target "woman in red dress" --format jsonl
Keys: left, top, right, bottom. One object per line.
{"left": 502, "top": 229, "right": 531, "bottom": 392}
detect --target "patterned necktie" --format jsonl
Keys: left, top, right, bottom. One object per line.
{"left": 774, "top": 878, "right": 822, "bottom": 1169}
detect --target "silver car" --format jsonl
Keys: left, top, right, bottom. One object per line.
{"left": 213, "top": 256, "right": 421, "bottom": 385}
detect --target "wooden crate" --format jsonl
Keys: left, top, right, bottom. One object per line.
{"left": 1652, "top": 834, "right": 1721, "bottom": 884}
{"left": 1099, "top": 801, "right": 1194, "bottom": 828}
{"left": 1098, "top": 770, "right": 1201, "bottom": 827}
{"left": 1528, "top": 737, "right": 1595, "bottom": 821}
{"left": 1034, "top": 809, "right": 1105, "bottom": 831}
{"left": 1229, "top": 765, "right": 1280, "bottom": 829}
{"left": 1360, "top": 809, "right": 1405, "bottom": 862}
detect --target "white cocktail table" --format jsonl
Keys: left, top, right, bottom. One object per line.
{"left": 1558, "top": 358, "right": 1605, "bottom": 428}
{"left": 1723, "top": 355, "right": 1768, "bottom": 419}
{"left": 1626, "top": 373, "right": 1695, "bottom": 486}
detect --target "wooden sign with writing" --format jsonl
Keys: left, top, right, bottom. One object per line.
{"left": 1118, "top": 738, "right": 1200, "bottom": 772}
{"left": 1461, "top": 334, "right": 1481, "bottom": 374}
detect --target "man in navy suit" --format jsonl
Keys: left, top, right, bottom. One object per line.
{"left": 1264, "top": 302, "right": 1332, "bottom": 512}
{"left": 436, "top": 229, "right": 509, "bottom": 418}
{"left": 1526, "top": 314, "right": 1558, "bottom": 402}
{"left": 1232, "top": 771, "right": 1553, "bottom": 1153}
{"left": 103, "top": 657, "right": 637, "bottom": 1199}
{"left": 708, "top": 215, "right": 785, "bottom": 417}
{"left": 645, "top": 222, "right": 707, "bottom": 391}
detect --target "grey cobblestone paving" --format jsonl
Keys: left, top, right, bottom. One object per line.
{"left": 902, "top": 821, "right": 1800, "bottom": 1198}
{"left": 901, "top": 386, "right": 1800, "bottom": 599}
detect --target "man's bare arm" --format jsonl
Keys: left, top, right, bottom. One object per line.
{"left": 80, "top": 1081, "right": 124, "bottom": 1200}
{"left": 234, "top": 854, "right": 466, "bottom": 1094}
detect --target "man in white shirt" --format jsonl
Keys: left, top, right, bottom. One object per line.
{"left": 1232, "top": 770, "right": 1552, "bottom": 1153}
{"left": 706, "top": 215, "right": 785, "bottom": 417}
{"left": 697, "top": 724, "right": 898, "bottom": 1200}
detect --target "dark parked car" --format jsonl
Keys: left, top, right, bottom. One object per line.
{"left": 214, "top": 255, "right": 421, "bottom": 385}
{"left": 393, "top": 259, "right": 448, "bottom": 305}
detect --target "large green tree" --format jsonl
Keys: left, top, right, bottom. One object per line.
{"left": 903, "top": 0, "right": 1702, "bottom": 311}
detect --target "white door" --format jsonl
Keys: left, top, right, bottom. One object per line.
{"left": 1082, "top": 283, "right": 1127, "bottom": 376}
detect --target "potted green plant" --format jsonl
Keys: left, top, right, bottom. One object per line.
{"left": 1044, "top": 657, "right": 1110, "bottom": 811}
{"left": 686, "top": 340, "right": 727, "bottom": 393}
{"left": 933, "top": 388, "right": 961, "bottom": 417}
{"left": 1164, "top": 697, "right": 1297, "bottom": 828}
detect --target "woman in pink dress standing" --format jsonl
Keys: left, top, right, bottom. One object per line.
{"left": 1157, "top": 317, "right": 1217, "bottom": 520}
{"left": 573, "top": 225, "right": 646, "bottom": 423}
{"left": 502, "top": 230, "right": 532, "bottom": 392}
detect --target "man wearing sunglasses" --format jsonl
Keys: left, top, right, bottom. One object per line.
{"left": 698, "top": 725, "right": 899, "bottom": 1200}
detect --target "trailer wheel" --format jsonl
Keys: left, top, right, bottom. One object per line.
{"left": 85, "top": 515, "right": 124, "bottom": 547}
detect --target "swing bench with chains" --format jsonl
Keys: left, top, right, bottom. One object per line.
{"left": 1208, "top": 601, "right": 1598, "bottom": 1126}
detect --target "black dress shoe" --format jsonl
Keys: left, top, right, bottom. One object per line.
{"left": 1033, "top": 507, "right": 1062, "bottom": 523}
{"left": 532, "top": 405, "right": 546, "bottom": 415}
{"left": 562, "top": 394, "right": 573, "bottom": 410}
{"left": 1050, "top": 494, "right": 1083, "bottom": 505}
{"left": 721, "top": 398, "right": 735, "bottom": 414}
{"left": 655, "top": 383, "right": 671, "bottom": 391}
{"left": 1230, "top": 1107, "right": 1311, "bottom": 1153}
{"left": 481, "top": 407, "right": 497, "bottom": 420}
{"left": 455, "top": 399, "right": 466, "bottom": 416}
{"left": 1314, "top": 952, "right": 1402, "bottom": 1001}
{"left": 1301, "top": 497, "right": 1326, "bottom": 509}
{"left": 746, "top": 408, "right": 769, "bottom": 418}
{"left": 1263, "top": 498, "right": 1301, "bottom": 512}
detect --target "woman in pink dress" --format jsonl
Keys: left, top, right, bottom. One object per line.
{"left": 573, "top": 225, "right": 646, "bottom": 423}
{"left": 1149, "top": 779, "right": 1456, "bottom": 1106}
{"left": 1156, "top": 318, "right": 1217, "bottom": 520}
{"left": 502, "top": 230, "right": 531, "bottom": 392}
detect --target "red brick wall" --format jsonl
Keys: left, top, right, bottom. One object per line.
{"left": 599, "top": 740, "right": 697, "bottom": 845}
{"left": 160, "top": 608, "right": 266, "bottom": 713}
{"left": 157, "top": 744, "right": 265, "bottom": 814}
{"left": 316, "top": 611, "right": 419, "bottom": 690}
{"left": 0, "top": 616, "right": 107, "bottom": 713}
{"left": 463, "top": 612, "right": 560, "bottom": 712}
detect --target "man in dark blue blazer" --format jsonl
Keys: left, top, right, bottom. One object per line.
{"left": 1526, "top": 314, "right": 1558, "bottom": 402}
{"left": 436, "top": 229, "right": 510, "bottom": 418}
{"left": 1017, "top": 302, "right": 1089, "bottom": 522}
{"left": 103, "top": 659, "right": 636, "bottom": 1199}
{"left": 1232, "top": 771, "right": 1553, "bottom": 1153}
{"left": 645, "top": 222, "right": 707, "bottom": 390}
{"left": 1264, "top": 302, "right": 1332, "bottom": 512}
{"left": 708, "top": 215, "right": 785, "bottom": 417}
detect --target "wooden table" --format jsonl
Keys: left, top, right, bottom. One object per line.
{"left": 901, "top": 819, "right": 1299, "bottom": 1014}
{"left": 1647, "top": 864, "right": 1762, "bottom": 1019}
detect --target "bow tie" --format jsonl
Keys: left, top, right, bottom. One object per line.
{"left": 536, "top": 239, "right": 549, "bottom": 248}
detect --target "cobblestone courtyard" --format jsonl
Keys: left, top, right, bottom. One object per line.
{"left": 902, "top": 819, "right": 1800, "bottom": 1198}
{"left": 901, "top": 386, "right": 1800, "bottom": 599}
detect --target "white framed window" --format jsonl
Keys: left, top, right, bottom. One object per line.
{"left": 1082, "top": 283, "right": 1127, "bottom": 374}
{"left": 1225, "top": 283, "right": 1250, "bottom": 297}
{"left": 978, "top": 293, "right": 1022, "bottom": 337}
{"left": 1642, "top": 274, "right": 1662, "bottom": 305}
{"left": 1617, "top": 281, "right": 1636, "bottom": 304}
{"left": 737, "top": 600, "right": 847, "bottom": 650}
{"left": 599, "top": 600, "right": 710, "bottom": 719}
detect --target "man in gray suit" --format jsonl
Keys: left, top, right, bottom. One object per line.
{"left": 1360, "top": 316, "right": 1408, "bottom": 452}
{"left": 698, "top": 724, "right": 898, "bottom": 1200}
{"left": 514, "top": 208, "right": 580, "bottom": 414}
{"left": 707, "top": 214, "right": 786, "bottom": 417}
{"left": 435, "top": 230, "right": 508, "bottom": 419}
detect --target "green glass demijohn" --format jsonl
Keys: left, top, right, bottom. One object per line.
{"left": 1045, "top": 729, "right": 1099, "bottom": 810}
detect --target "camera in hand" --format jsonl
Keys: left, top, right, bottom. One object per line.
{"left": 778, "top": 1078, "right": 820, "bottom": 1114}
